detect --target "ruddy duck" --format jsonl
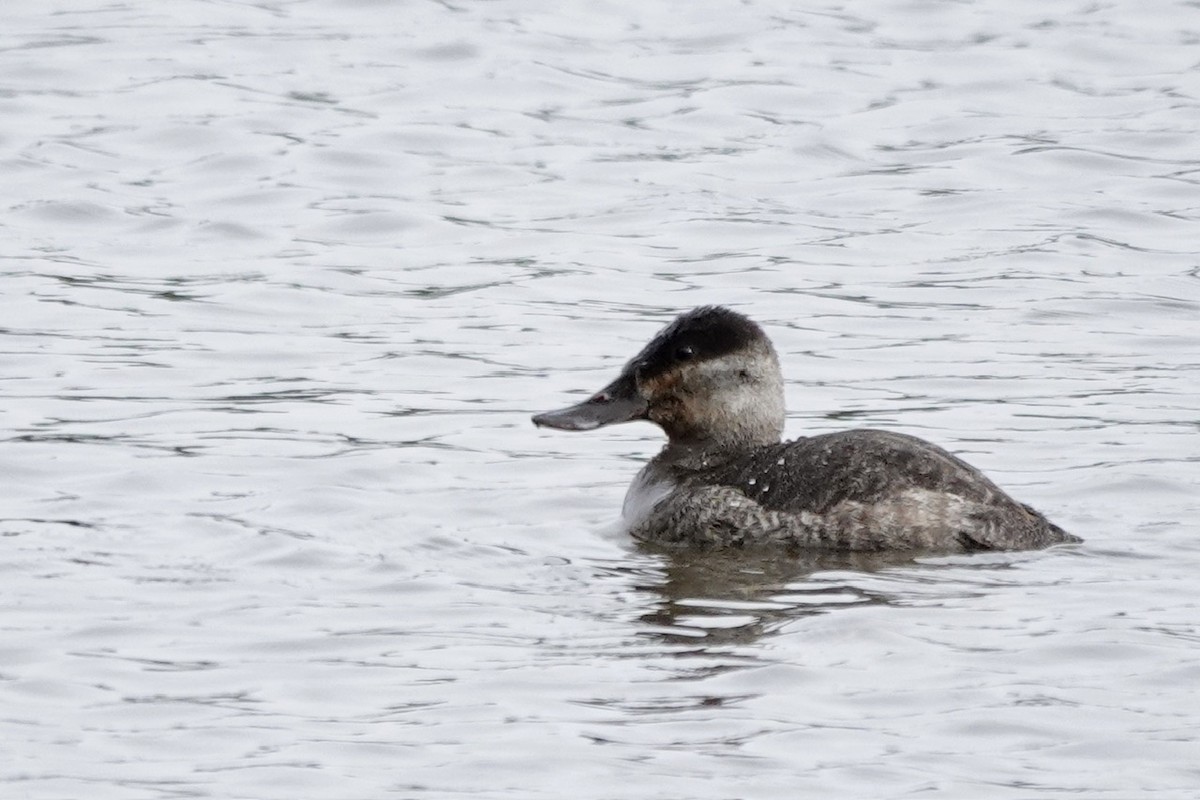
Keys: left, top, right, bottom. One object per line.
{"left": 532, "top": 306, "right": 1079, "bottom": 552}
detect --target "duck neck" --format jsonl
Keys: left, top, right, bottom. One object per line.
{"left": 658, "top": 425, "right": 780, "bottom": 471}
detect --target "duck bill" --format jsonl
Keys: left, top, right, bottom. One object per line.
{"left": 532, "top": 374, "right": 647, "bottom": 432}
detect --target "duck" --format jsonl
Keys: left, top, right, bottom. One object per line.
{"left": 532, "top": 306, "right": 1079, "bottom": 552}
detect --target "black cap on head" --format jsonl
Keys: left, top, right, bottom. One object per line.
{"left": 632, "top": 305, "right": 764, "bottom": 381}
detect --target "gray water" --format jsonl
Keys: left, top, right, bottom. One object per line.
{"left": 4, "top": 1, "right": 1200, "bottom": 797}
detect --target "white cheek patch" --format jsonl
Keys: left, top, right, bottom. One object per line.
{"left": 688, "top": 358, "right": 763, "bottom": 418}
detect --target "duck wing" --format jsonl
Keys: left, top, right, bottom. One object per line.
{"left": 700, "top": 429, "right": 1001, "bottom": 513}
{"left": 691, "top": 429, "right": 1076, "bottom": 550}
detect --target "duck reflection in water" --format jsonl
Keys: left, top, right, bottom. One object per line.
{"left": 626, "top": 545, "right": 920, "bottom": 647}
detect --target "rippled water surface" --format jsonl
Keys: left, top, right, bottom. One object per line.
{"left": 4, "top": 1, "right": 1200, "bottom": 797}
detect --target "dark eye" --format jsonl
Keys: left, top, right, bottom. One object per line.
{"left": 674, "top": 345, "right": 696, "bottom": 361}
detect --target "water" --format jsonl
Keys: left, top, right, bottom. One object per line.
{"left": 4, "top": 0, "right": 1199, "bottom": 797}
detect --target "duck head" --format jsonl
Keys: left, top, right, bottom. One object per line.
{"left": 532, "top": 306, "right": 785, "bottom": 450}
